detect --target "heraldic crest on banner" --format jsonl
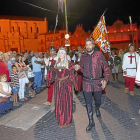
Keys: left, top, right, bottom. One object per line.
{"left": 92, "top": 16, "right": 111, "bottom": 53}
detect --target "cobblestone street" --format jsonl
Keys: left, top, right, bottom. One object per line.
{"left": 0, "top": 74, "right": 140, "bottom": 140}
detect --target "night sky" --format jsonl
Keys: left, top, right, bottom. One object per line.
{"left": 0, "top": 0, "right": 140, "bottom": 33}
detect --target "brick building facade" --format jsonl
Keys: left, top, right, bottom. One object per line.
{"left": 0, "top": 16, "right": 139, "bottom": 53}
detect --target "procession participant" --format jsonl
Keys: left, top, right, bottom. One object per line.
{"left": 46, "top": 47, "right": 78, "bottom": 128}
{"left": 122, "top": 44, "right": 139, "bottom": 96}
{"left": 75, "top": 38, "right": 110, "bottom": 133}
{"left": 44, "top": 46, "right": 57, "bottom": 105}
{"left": 75, "top": 51, "right": 83, "bottom": 93}
{"left": 108, "top": 51, "right": 121, "bottom": 81}
{"left": 118, "top": 49, "right": 124, "bottom": 73}
{"left": 135, "top": 57, "right": 140, "bottom": 86}
{"left": 135, "top": 57, "right": 140, "bottom": 114}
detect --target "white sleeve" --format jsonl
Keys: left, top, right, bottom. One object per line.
{"left": 136, "top": 53, "right": 139, "bottom": 66}
{"left": 122, "top": 54, "right": 127, "bottom": 71}
{"left": 67, "top": 55, "right": 71, "bottom": 61}
{"left": 72, "top": 55, "right": 76, "bottom": 63}
{"left": 135, "top": 57, "right": 140, "bottom": 84}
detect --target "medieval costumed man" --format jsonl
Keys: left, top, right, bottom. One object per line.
{"left": 44, "top": 46, "right": 57, "bottom": 105}
{"left": 46, "top": 47, "right": 78, "bottom": 128}
{"left": 75, "top": 38, "right": 110, "bottom": 133}
{"left": 122, "top": 44, "right": 139, "bottom": 96}
{"left": 135, "top": 57, "right": 140, "bottom": 114}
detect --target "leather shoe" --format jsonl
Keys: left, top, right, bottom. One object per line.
{"left": 86, "top": 122, "right": 95, "bottom": 133}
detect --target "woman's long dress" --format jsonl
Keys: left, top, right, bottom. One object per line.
{"left": 47, "top": 61, "right": 78, "bottom": 127}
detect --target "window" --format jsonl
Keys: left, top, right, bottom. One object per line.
{"left": 18, "top": 27, "right": 20, "bottom": 33}
{"left": 61, "top": 33, "right": 64, "bottom": 38}
{"left": 61, "top": 41, "right": 63, "bottom": 46}
{"left": 31, "top": 27, "right": 33, "bottom": 33}
{"left": 12, "top": 26, "right": 14, "bottom": 32}
{"left": 41, "top": 39, "right": 43, "bottom": 44}
{"left": 37, "top": 27, "right": 39, "bottom": 33}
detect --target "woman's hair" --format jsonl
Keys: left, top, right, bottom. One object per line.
{"left": 0, "top": 74, "right": 7, "bottom": 81}
{"left": 76, "top": 51, "right": 82, "bottom": 62}
{"left": 15, "top": 54, "right": 22, "bottom": 63}
{"left": 56, "top": 50, "right": 68, "bottom": 68}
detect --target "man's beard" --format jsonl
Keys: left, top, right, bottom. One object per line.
{"left": 86, "top": 47, "right": 94, "bottom": 53}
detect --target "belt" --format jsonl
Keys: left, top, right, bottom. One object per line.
{"left": 83, "top": 76, "right": 101, "bottom": 80}
{"left": 56, "top": 75, "right": 69, "bottom": 88}
{"left": 83, "top": 76, "right": 102, "bottom": 87}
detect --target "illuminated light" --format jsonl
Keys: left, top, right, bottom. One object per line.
{"left": 135, "top": 28, "right": 137, "bottom": 31}
{"left": 114, "top": 30, "right": 116, "bottom": 33}
{"left": 127, "top": 29, "right": 130, "bottom": 31}
{"left": 65, "top": 34, "right": 69, "bottom": 39}
{"left": 108, "top": 31, "right": 110, "bottom": 33}
{"left": 120, "top": 30, "right": 123, "bottom": 32}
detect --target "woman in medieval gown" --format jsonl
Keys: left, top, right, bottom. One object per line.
{"left": 46, "top": 47, "right": 78, "bottom": 128}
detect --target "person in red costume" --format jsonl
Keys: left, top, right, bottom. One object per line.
{"left": 46, "top": 47, "right": 78, "bottom": 128}
{"left": 0, "top": 52, "right": 9, "bottom": 82}
{"left": 75, "top": 51, "right": 83, "bottom": 93}
{"left": 75, "top": 38, "right": 110, "bottom": 133}
{"left": 44, "top": 46, "right": 57, "bottom": 106}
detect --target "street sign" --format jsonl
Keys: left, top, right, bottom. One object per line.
{"left": 65, "top": 39, "right": 70, "bottom": 46}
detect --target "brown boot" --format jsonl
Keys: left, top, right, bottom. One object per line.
{"left": 124, "top": 88, "right": 128, "bottom": 93}
{"left": 129, "top": 91, "right": 134, "bottom": 96}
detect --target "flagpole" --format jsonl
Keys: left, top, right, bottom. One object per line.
{"left": 52, "top": 13, "right": 58, "bottom": 46}
{"left": 64, "top": 0, "right": 68, "bottom": 34}
{"left": 129, "top": 16, "right": 135, "bottom": 46}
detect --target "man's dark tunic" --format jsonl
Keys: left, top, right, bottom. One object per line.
{"left": 79, "top": 51, "right": 110, "bottom": 92}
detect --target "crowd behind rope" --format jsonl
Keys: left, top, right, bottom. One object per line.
{"left": 0, "top": 44, "right": 140, "bottom": 115}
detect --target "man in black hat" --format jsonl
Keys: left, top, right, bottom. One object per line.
{"left": 44, "top": 46, "right": 57, "bottom": 105}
